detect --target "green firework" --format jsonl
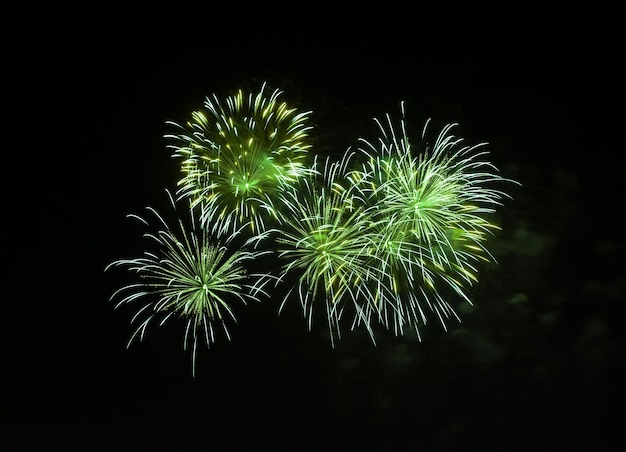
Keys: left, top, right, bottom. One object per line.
{"left": 105, "top": 191, "right": 267, "bottom": 376}
{"left": 258, "top": 154, "right": 384, "bottom": 344}
{"left": 352, "top": 102, "right": 517, "bottom": 337}
{"left": 166, "top": 82, "right": 314, "bottom": 236}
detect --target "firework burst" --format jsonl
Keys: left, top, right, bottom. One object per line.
{"left": 352, "top": 102, "right": 517, "bottom": 337}
{"left": 105, "top": 191, "right": 268, "bottom": 376}
{"left": 253, "top": 154, "right": 387, "bottom": 344}
{"left": 166, "top": 82, "right": 314, "bottom": 237}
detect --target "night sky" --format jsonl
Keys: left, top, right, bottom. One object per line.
{"left": 6, "top": 4, "right": 623, "bottom": 451}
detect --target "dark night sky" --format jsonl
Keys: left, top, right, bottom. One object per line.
{"left": 5, "top": 4, "right": 623, "bottom": 451}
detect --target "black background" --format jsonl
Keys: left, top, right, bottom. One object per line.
{"left": 5, "top": 3, "right": 623, "bottom": 451}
